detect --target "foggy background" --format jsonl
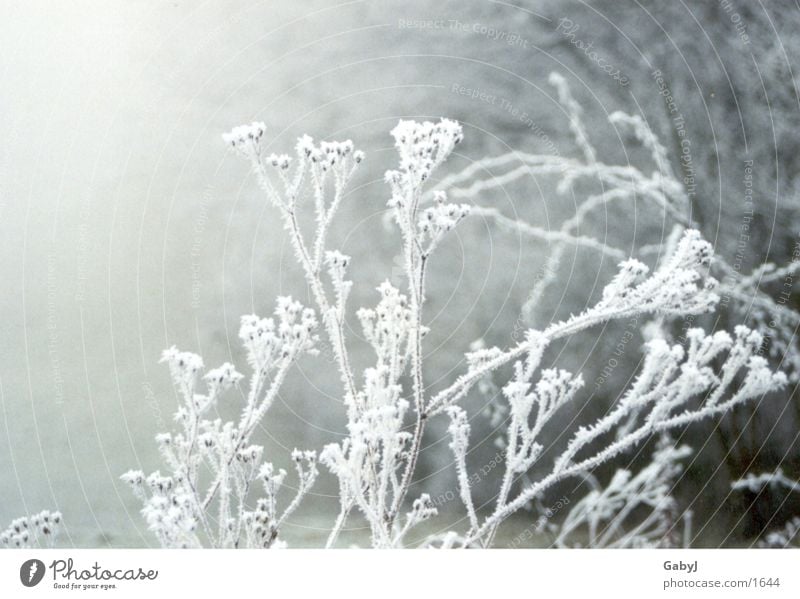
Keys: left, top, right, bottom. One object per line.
{"left": 2, "top": 0, "right": 799, "bottom": 547}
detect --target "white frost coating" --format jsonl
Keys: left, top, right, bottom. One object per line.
{"left": 122, "top": 297, "right": 320, "bottom": 548}
{"left": 115, "top": 114, "right": 787, "bottom": 549}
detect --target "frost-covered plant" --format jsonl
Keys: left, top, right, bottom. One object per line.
{"left": 552, "top": 437, "right": 692, "bottom": 548}
{"left": 421, "top": 73, "right": 799, "bottom": 545}
{"left": 1, "top": 510, "right": 61, "bottom": 549}
{"left": 122, "top": 296, "right": 320, "bottom": 548}
{"left": 429, "top": 73, "right": 800, "bottom": 381}
{"left": 125, "top": 109, "right": 786, "bottom": 548}
{"left": 443, "top": 325, "right": 784, "bottom": 548}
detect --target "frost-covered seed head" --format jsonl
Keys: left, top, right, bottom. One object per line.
{"left": 222, "top": 122, "right": 267, "bottom": 159}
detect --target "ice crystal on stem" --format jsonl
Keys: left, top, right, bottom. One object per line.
{"left": 732, "top": 469, "right": 800, "bottom": 494}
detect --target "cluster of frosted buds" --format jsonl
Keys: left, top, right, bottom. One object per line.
{"left": 259, "top": 462, "right": 288, "bottom": 499}
{"left": 325, "top": 251, "right": 353, "bottom": 312}
{"left": 197, "top": 420, "right": 237, "bottom": 455}
{"left": 1, "top": 511, "right": 62, "bottom": 548}
{"left": 28, "top": 511, "right": 61, "bottom": 537}
{"left": 593, "top": 230, "right": 718, "bottom": 318}
{"left": 660, "top": 328, "right": 744, "bottom": 399}
{"left": 292, "top": 135, "right": 364, "bottom": 178}
{"left": 358, "top": 282, "right": 414, "bottom": 359}
{"left": 385, "top": 118, "right": 463, "bottom": 192}
{"left": 204, "top": 363, "right": 244, "bottom": 400}
{"left": 121, "top": 469, "right": 147, "bottom": 500}
{"left": 359, "top": 366, "right": 403, "bottom": 412}
{"left": 275, "top": 296, "right": 319, "bottom": 359}
{"left": 236, "top": 444, "right": 264, "bottom": 466}
{"left": 446, "top": 406, "right": 470, "bottom": 457}
{"left": 350, "top": 399, "right": 411, "bottom": 451}
{"left": 315, "top": 140, "right": 357, "bottom": 171}
{"left": 324, "top": 250, "right": 350, "bottom": 274}
{"left": 350, "top": 282, "right": 417, "bottom": 418}
{"left": 133, "top": 470, "right": 201, "bottom": 548}
{"left": 160, "top": 347, "right": 204, "bottom": 395}
{"left": 652, "top": 326, "right": 784, "bottom": 413}
{"left": 237, "top": 452, "right": 318, "bottom": 548}
{"left": 296, "top": 134, "right": 315, "bottom": 158}
{"left": 239, "top": 297, "right": 319, "bottom": 370}
{"left": 320, "top": 394, "right": 412, "bottom": 536}
{"left": 725, "top": 327, "right": 787, "bottom": 399}
{"left": 243, "top": 498, "right": 280, "bottom": 548}
{"left": 160, "top": 349, "right": 245, "bottom": 423}
{"left": 406, "top": 494, "right": 437, "bottom": 527}
{"left": 325, "top": 399, "right": 410, "bottom": 468}
{"left": 146, "top": 471, "right": 175, "bottom": 494}
{"left": 503, "top": 366, "right": 584, "bottom": 473}
{"left": 239, "top": 315, "right": 279, "bottom": 370}
{"left": 123, "top": 469, "right": 190, "bottom": 544}
{"left": 418, "top": 191, "right": 471, "bottom": 251}
{"left": 222, "top": 122, "right": 267, "bottom": 160}
{"left": 141, "top": 492, "right": 199, "bottom": 548}
{"left": 286, "top": 451, "right": 320, "bottom": 527}
{"left": 599, "top": 260, "right": 650, "bottom": 304}
{"left": 266, "top": 153, "right": 292, "bottom": 170}
{"left": 291, "top": 449, "right": 319, "bottom": 488}
{"left": 321, "top": 281, "right": 420, "bottom": 528}
{"left": 647, "top": 230, "right": 716, "bottom": 312}
{"left": 231, "top": 442, "right": 268, "bottom": 532}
